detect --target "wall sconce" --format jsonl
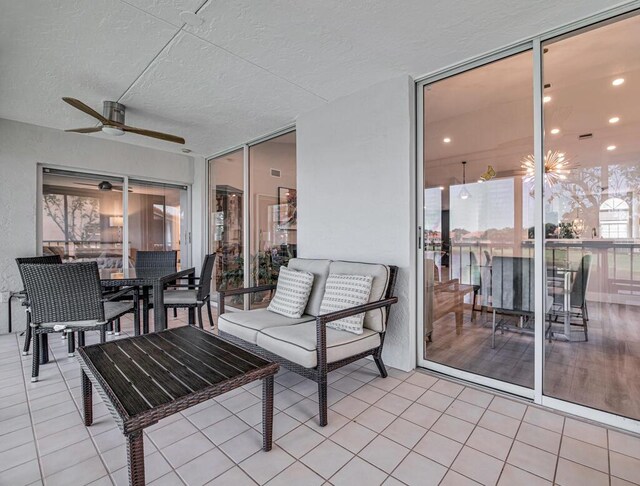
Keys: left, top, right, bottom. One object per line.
{"left": 109, "top": 216, "right": 124, "bottom": 227}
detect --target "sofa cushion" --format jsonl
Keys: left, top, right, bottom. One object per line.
{"left": 257, "top": 321, "right": 380, "bottom": 369}
{"left": 287, "top": 258, "right": 331, "bottom": 316}
{"left": 329, "top": 261, "right": 391, "bottom": 332}
{"left": 320, "top": 274, "right": 373, "bottom": 334}
{"left": 218, "top": 308, "right": 315, "bottom": 344}
{"left": 268, "top": 267, "right": 315, "bottom": 318}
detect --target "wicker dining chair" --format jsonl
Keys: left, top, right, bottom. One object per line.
{"left": 15, "top": 255, "right": 62, "bottom": 356}
{"left": 163, "top": 254, "right": 216, "bottom": 329}
{"left": 21, "top": 262, "right": 139, "bottom": 382}
{"left": 135, "top": 250, "right": 177, "bottom": 269}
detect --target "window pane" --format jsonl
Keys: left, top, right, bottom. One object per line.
{"left": 128, "top": 180, "right": 187, "bottom": 268}
{"left": 42, "top": 170, "right": 125, "bottom": 267}
{"left": 209, "top": 149, "right": 244, "bottom": 309}
{"left": 422, "top": 51, "right": 535, "bottom": 388}
{"left": 542, "top": 13, "right": 640, "bottom": 420}
{"left": 248, "top": 132, "right": 297, "bottom": 307}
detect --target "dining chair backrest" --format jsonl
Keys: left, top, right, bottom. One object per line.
{"left": 469, "top": 251, "right": 480, "bottom": 286}
{"left": 483, "top": 250, "right": 492, "bottom": 266}
{"left": 21, "top": 262, "right": 105, "bottom": 325}
{"left": 491, "top": 256, "right": 535, "bottom": 315}
{"left": 570, "top": 254, "right": 592, "bottom": 308}
{"left": 16, "top": 255, "right": 62, "bottom": 291}
{"left": 135, "top": 251, "right": 177, "bottom": 270}
{"left": 197, "top": 254, "right": 216, "bottom": 301}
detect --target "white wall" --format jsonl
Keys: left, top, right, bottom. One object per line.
{"left": 0, "top": 118, "right": 198, "bottom": 333}
{"left": 297, "top": 75, "right": 416, "bottom": 371}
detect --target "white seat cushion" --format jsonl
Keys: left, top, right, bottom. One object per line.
{"left": 164, "top": 289, "right": 198, "bottom": 305}
{"left": 257, "top": 321, "right": 380, "bottom": 368}
{"left": 218, "top": 308, "right": 315, "bottom": 344}
{"left": 39, "top": 301, "right": 133, "bottom": 328}
{"left": 329, "top": 261, "right": 391, "bottom": 332}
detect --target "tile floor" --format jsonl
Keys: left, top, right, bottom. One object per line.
{"left": 1, "top": 311, "right": 640, "bottom": 486}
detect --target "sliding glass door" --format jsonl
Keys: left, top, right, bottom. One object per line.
{"left": 41, "top": 168, "right": 190, "bottom": 269}
{"left": 420, "top": 50, "right": 536, "bottom": 392}
{"left": 419, "top": 9, "right": 640, "bottom": 426}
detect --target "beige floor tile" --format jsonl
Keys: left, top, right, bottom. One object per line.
{"left": 351, "top": 384, "right": 388, "bottom": 404}
{"left": 265, "top": 461, "right": 324, "bottom": 486}
{"left": 276, "top": 424, "right": 325, "bottom": 459}
{"left": 523, "top": 407, "right": 564, "bottom": 434}
{"left": 359, "top": 435, "right": 410, "bottom": 474}
{"left": 560, "top": 436, "right": 609, "bottom": 473}
{"left": 40, "top": 438, "right": 96, "bottom": 477}
{"left": 205, "top": 466, "right": 256, "bottom": 486}
{"left": 609, "top": 430, "right": 640, "bottom": 461}
{"left": 431, "top": 380, "right": 465, "bottom": 398}
{"left": 375, "top": 392, "right": 413, "bottom": 415}
{"left": 563, "top": 418, "right": 608, "bottom": 448}
{"left": 330, "top": 421, "right": 377, "bottom": 454}
{"left": 203, "top": 415, "right": 250, "bottom": 445}
{"left": 330, "top": 395, "right": 370, "bottom": 419}
{"left": 148, "top": 418, "right": 199, "bottom": 449}
{"left": 414, "top": 431, "right": 463, "bottom": 467}
{"left": 610, "top": 451, "right": 640, "bottom": 484}
{"left": 161, "top": 431, "right": 215, "bottom": 468}
{"left": 507, "top": 441, "right": 557, "bottom": 481}
{"left": 355, "top": 406, "right": 397, "bottom": 433}
{"left": 611, "top": 476, "right": 637, "bottom": 486}
{"left": 390, "top": 382, "right": 425, "bottom": 401}
{"left": 219, "top": 428, "right": 264, "bottom": 464}
{"left": 0, "top": 459, "right": 41, "bottom": 486}
{"left": 330, "top": 456, "right": 387, "bottom": 486}
{"left": 440, "top": 470, "right": 482, "bottom": 485}
{"left": 478, "top": 410, "right": 521, "bottom": 438}
{"left": 44, "top": 456, "right": 108, "bottom": 486}
{"left": 300, "top": 440, "right": 353, "bottom": 479}
{"left": 405, "top": 372, "right": 439, "bottom": 389}
{"left": 239, "top": 446, "right": 294, "bottom": 485}
{"left": 391, "top": 451, "right": 447, "bottom": 486}
{"left": 176, "top": 447, "right": 233, "bottom": 486}
{"left": 497, "top": 464, "right": 551, "bottom": 486}
{"left": 416, "top": 389, "right": 455, "bottom": 412}
{"left": 516, "top": 421, "right": 561, "bottom": 454}
{"left": 458, "top": 388, "right": 493, "bottom": 408}
{"left": 431, "top": 414, "right": 475, "bottom": 443}
{"left": 452, "top": 446, "right": 504, "bottom": 486}
{"left": 304, "top": 410, "right": 350, "bottom": 437}
{"left": 446, "top": 399, "right": 485, "bottom": 424}
{"left": 400, "top": 402, "right": 442, "bottom": 429}
{"left": 466, "top": 426, "right": 513, "bottom": 461}
{"left": 555, "top": 458, "right": 609, "bottom": 486}
{"left": 381, "top": 417, "right": 427, "bottom": 449}
{"left": 369, "top": 376, "right": 402, "bottom": 392}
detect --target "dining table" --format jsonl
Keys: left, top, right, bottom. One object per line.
{"left": 100, "top": 266, "right": 196, "bottom": 333}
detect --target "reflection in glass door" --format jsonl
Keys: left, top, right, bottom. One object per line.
{"left": 542, "top": 13, "right": 640, "bottom": 421}
{"left": 421, "top": 50, "right": 536, "bottom": 390}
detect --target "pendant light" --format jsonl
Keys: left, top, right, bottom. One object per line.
{"left": 459, "top": 161, "right": 471, "bottom": 200}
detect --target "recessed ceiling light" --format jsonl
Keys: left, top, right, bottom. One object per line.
{"left": 543, "top": 96, "right": 552, "bottom": 103}
{"left": 443, "top": 137, "right": 451, "bottom": 143}
{"left": 477, "top": 179, "right": 484, "bottom": 183}
{"left": 439, "top": 186, "right": 445, "bottom": 191}
{"left": 609, "top": 116, "right": 620, "bottom": 124}
{"left": 612, "top": 78, "right": 625, "bottom": 86}
{"left": 550, "top": 128, "right": 560, "bottom": 135}
{"left": 607, "top": 145, "right": 617, "bottom": 151}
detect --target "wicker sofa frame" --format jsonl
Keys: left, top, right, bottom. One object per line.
{"left": 218, "top": 265, "right": 398, "bottom": 426}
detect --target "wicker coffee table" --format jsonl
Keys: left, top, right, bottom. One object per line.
{"left": 77, "top": 326, "right": 279, "bottom": 486}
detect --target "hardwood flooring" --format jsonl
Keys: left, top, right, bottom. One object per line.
{"left": 424, "top": 301, "right": 640, "bottom": 420}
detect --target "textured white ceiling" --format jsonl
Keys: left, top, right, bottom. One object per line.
{"left": 0, "top": 0, "right": 626, "bottom": 156}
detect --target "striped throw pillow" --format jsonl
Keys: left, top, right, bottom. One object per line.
{"left": 320, "top": 274, "right": 373, "bottom": 334}
{"left": 268, "top": 267, "right": 315, "bottom": 318}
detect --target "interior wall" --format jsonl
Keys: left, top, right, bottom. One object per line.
{"left": 0, "top": 118, "right": 196, "bottom": 333}
{"left": 297, "top": 75, "right": 416, "bottom": 371}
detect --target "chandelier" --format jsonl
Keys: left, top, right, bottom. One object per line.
{"left": 521, "top": 150, "right": 573, "bottom": 188}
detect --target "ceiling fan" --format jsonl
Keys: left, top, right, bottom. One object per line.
{"left": 62, "top": 97, "right": 185, "bottom": 144}
{"left": 74, "top": 180, "right": 131, "bottom": 192}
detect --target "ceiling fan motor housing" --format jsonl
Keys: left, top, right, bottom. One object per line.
{"left": 103, "top": 101, "right": 125, "bottom": 125}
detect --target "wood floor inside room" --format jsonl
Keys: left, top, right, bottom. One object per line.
{"left": 424, "top": 301, "right": 640, "bottom": 421}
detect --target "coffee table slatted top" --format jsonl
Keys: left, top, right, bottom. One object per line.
{"left": 78, "top": 326, "right": 278, "bottom": 429}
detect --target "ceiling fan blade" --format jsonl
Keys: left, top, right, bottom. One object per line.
{"left": 62, "top": 97, "right": 109, "bottom": 124}
{"left": 65, "top": 126, "right": 102, "bottom": 134}
{"left": 122, "top": 125, "right": 185, "bottom": 144}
